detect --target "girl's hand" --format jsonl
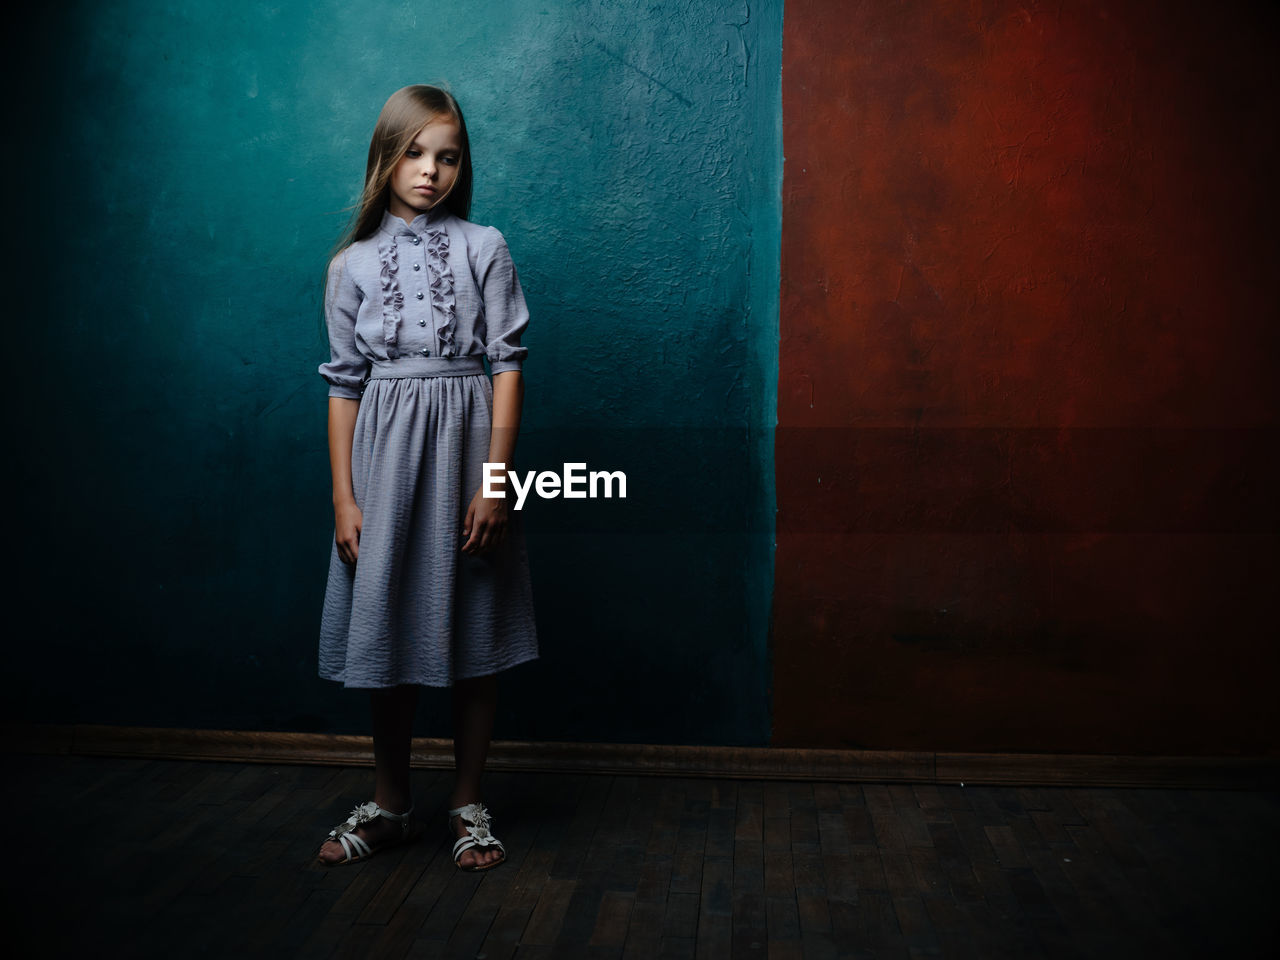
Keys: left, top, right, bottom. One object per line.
{"left": 462, "top": 486, "right": 509, "bottom": 555}
{"left": 335, "top": 500, "right": 363, "bottom": 565}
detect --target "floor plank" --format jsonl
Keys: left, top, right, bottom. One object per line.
{"left": 4, "top": 754, "right": 1277, "bottom": 959}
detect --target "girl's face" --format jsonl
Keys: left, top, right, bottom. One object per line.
{"left": 387, "top": 116, "right": 463, "bottom": 223}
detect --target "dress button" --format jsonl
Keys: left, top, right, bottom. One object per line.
{"left": 411, "top": 237, "right": 421, "bottom": 245}
{"left": 419, "top": 348, "right": 429, "bottom": 356}
{"left": 413, "top": 264, "right": 420, "bottom": 270}
{"left": 416, "top": 291, "right": 424, "bottom": 299}
{"left": 419, "top": 320, "right": 426, "bottom": 326}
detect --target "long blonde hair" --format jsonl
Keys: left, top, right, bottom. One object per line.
{"left": 338, "top": 85, "right": 473, "bottom": 252}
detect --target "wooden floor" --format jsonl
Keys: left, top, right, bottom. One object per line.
{"left": 6, "top": 754, "right": 1277, "bottom": 959}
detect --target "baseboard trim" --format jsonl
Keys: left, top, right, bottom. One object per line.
{"left": 7, "top": 723, "right": 1277, "bottom": 789}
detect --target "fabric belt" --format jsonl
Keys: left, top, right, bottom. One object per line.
{"left": 367, "top": 356, "right": 486, "bottom": 380}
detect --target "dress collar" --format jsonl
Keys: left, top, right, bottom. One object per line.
{"left": 378, "top": 205, "right": 449, "bottom": 238}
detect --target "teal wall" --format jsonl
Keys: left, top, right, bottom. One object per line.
{"left": 12, "top": 0, "right": 779, "bottom": 744}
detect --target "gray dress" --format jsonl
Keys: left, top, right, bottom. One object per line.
{"left": 317, "top": 206, "right": 538, "bottom": 688}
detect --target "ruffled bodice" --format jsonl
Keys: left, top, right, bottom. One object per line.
{"left": 375, "top": 206, "right": 460, "bottom": 360}
{"left": 319, "top": 206, "right": 531, "bottom": 397}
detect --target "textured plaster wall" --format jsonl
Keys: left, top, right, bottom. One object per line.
{"left": 10, "top": 0, "right": 780, "bottom": 744}
{"left": 775, "top": 0, "right": 1279, "bottom": 753}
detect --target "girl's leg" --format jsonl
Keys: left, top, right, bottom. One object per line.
{"left": 371, "top": 683, "right": 419, "bottom": 812}
{"left": 318, "top": 684, "right": 419, "bottom": 864}
{"left": 449, "top": 672, "right": 503, "bottom": 868}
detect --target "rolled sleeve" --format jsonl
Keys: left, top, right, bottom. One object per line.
{"left": 478, "top": 228, "right": 530, "bottom": 375}
{"left": 318, "top": 252, "right": 370, "bottom": 398}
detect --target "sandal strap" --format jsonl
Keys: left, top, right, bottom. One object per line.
{"left": 454, "top": 834, "right": 505, "bottom": 859}
{"left": 449, "top": 805, "right": 495, "bottom": 839}
{"left": 331, "top": 800, "right": 414, "bottom": 833}
{"left": 447, "top": 801, "right": 491, "bottom": 825}
{"left": 322, "top": 800, "right": 416, "bottom": 862}
{"left": 373, "top": 802, "right": 415, "bottom": 824}
{"left": 339, "top": 831, "right": 372, "bottom": 861}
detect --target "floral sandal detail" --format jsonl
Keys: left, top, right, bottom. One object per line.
{"left": 448, "top": 801, "right": 506, "bottom": 871}
{"left": 318, "top": 800, "right": 417, "bottom": 865}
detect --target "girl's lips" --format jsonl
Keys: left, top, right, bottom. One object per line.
{"left": 414, "top": 185, "right": 436, "bottom": 193}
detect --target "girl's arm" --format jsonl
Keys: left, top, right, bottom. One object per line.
{"left": 488, "top": 370, "right": 524, "bottom": 473}
{"left": 320, "top": 250, "right": 368, "bottom": 565}
{"left": 464, "top": 228, "right": 530, "bottom": 555}
{"left": 462, "top": 370, "right": 523, "bottom": 554}
{"left": 329, "top": 396, "right": 363, "bottom": 564}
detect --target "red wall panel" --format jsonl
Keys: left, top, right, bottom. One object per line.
{"left": 775, "top": 0, "right": 1278, "bottom": 753}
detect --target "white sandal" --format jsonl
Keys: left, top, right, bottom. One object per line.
{"left": 448, "top": 801, "right": 506, "bottom": 871}
{"left": 318, "top": 800, "right": 417, "bottom": 865}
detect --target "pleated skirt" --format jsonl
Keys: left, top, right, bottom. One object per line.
{"left": 318, "top": 366, "right": 538, "bottom": 688}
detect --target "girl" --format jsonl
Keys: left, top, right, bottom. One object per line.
{"left": 314, "top": 85, "right": 538, "bottom": 872}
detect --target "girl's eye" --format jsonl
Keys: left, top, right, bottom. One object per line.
{"left": 405, "top": 150, "right": 421, "bottom": 158}
{"left": 441, "top": 155, "right": 458, "bottom": 165}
